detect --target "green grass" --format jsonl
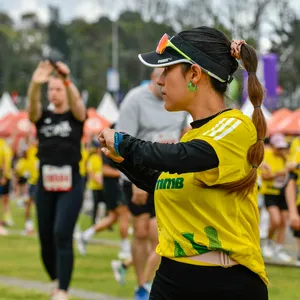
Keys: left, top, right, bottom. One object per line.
{"left": 267, "top": 265, "right": 300, "bottom": 300}
{"left": 1, "top": 201, "right": 300, "bottom": 299}
{"left": 0, "top": 201, "right": 135, "bottom": 299}
{"left": 0, "top": 284, "right": 83, "bottom": 300}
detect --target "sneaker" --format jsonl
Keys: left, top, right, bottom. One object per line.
{"left": 276, "top": 249, "right": 293, "bottom": 263}
{"left": 25, "top": 219, "right": 34, "bottom": 235}
{"left": 51, "top": 290, "right": 68, "bottom": 300}
{"left": 0, "top": 226, "right": 8, "bottom": 236}
{"left": 49, "top": 280, "right": 58, "bottom": 298}
{"left": 262, "top": 241, "right": 274, "bottom": 258}
{"left": 111, "top": 260, "right": 127, "bottom": 285}
{"left": 128, "top": 226, "right": 134, "bottom": 236}
{"left": 75, "top": 233, "right": 87, "bottom": 256}
{"left": 134, "top": 286, "right": 149, "bottom": 300}
{"left": 3, "top": 212, "right": 14, "bottom": 227}
{"left": 118, "top": 239, "right": 131, "bottom": 260}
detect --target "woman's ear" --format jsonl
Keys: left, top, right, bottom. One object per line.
{"left": 190, "top": 64, "right": 202, "bottom": 84}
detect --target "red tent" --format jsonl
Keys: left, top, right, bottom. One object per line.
{"left": 83, "top": 108, "right": 110, "bottom": 137}
{"left": 268, "top": 108, "right": 293, "bottom": 135}
{"left": 0, "top": 111, "right": 36, "bottom": 138}
{"left": 273, "top": 109, "right": 300, "bottom": 135}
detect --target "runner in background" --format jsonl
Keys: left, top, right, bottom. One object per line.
{"left": 24, "top": 138, "right": 39, "bottom": 235}
{"left": 0, "top": 138, "right": 14, "bottom": 228}
{"left": 77, "top": 131, "right": 131, "bottom": 259}
{"left": 85, "top": 139, "right": 105, "bottom": 225}
{"left": 0, "top": 138, "right": 10, "bottom": 235}
{"left": 285, "top": 138, "right": 300, "bottom": 265}
{"left": 260, "top": 133, "right": 291, "bottom": 262}
{"left": 28, "top": 60, "right": 86, "bottom": 300}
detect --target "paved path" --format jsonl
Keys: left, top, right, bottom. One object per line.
{"left": 0, "top": 276, "right": 130, "bottom": 300}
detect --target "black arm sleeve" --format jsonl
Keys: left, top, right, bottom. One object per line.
{"left": 118, "top": 135, "right": 219, "bottom": 174}
{"left": 115, "top": 161, "right": 161, "bottom": 194}
{"left": 289, "top": 171, "right": 298, "bottom": 181}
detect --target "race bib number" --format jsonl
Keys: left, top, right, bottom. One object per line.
{"left": 42, "top": 165, "right": 72, "bottom": 192}
{"left": 152, "top": 132, "right": 179, "bottom": 144}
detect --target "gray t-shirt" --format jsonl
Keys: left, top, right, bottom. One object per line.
{"left": 116, "top": 84, "right": 188, "bottom": 181}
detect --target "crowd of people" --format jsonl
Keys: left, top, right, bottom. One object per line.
{"left": 1, "top": 25, "right": 300, "bottom": 300}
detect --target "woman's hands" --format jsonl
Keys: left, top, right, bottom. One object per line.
{"left": 31, "top": 60, "right": 70, "bottom": 84}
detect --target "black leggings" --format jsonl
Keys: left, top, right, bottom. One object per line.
{"left": 35, "top": 173, "right": 84, "bottom": 291}
{"left": 150, "top": 257, "right": 268, "bottom": 300}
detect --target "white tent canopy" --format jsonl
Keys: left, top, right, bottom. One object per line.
{"left": 0, "top": 92, "right": 19, "bottom": 119}
{"left": 240, "top": 98, "right": 272, "bottom": 121}
{"left": 96, "top": 92, "right": 119, "bottom": 124}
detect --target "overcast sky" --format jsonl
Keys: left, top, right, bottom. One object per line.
{"left": 1, "top": 0, "right": 299, "bottom": 52}
{"left": 1, "top": 0, "right": 297, "bottom": 24}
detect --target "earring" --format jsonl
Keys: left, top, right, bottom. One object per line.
{"left": 188, "top": 81, "right": 197, "bottom": 92}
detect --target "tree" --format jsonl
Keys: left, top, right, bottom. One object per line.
{"left": 48, "top": 6, "right": 70, "bottom": 61}
{"left": 269, "top": 0, "right": 300, "bottom": 98}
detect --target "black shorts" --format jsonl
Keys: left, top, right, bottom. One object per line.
{"left": 264, "top": 191, "right": 288, "bottom": 211}
{"left": 104, "top": 178, "right": 127, "bottom": 211}
{"left": 0, "top": 180, "right": 10, "bottom": 195}
{"left": 123, "top": 181, "right": 155, "bottom": 218}
{"left": 29, "top": 184, "right": 37, "bottom": 200}
{"left": 18, "top": 177, "right": 27, "bottom": 185}
{"left": 150, "top": 257, "right": 268, "bottom": 300}
{"left": 293, "top": 205, "right": 300, "bottom": 238}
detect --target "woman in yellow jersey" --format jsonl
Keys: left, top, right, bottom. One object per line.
{"left": 25, "top": 141, "right": 39, "bottom": 235}
{"left": 99, "top": 27, "right": 268, "bottom": 300}
{"left": 0, "top": 139, "right": 10, "bottom": 235}
{"left": 0, "top": 139, "right": 14, "bottom": 228}
{"left": 14, "top": 149, "right": 30, "bottom": 205}
{"left": 86, "top": 140, "right": 105, "bottom": 225}
{"left": 285, "top": 144, "right": 300, "bottom": 265}
{"left": 260, "top": 134, "right": 291, "bottom": 262}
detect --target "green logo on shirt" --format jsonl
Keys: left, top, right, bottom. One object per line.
{"left": 155, "top": 177, "right": 184, "bottom": 190}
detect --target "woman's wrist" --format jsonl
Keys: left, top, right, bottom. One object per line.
{"left": 63, "top": 77, "right": 72, "bottom": 87}
{"left": 114, "top": 132, "right": 125, "bottom": 156}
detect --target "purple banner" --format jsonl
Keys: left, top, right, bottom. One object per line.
{"left": 243, "top": 53, "right": 278, "bottom": 111}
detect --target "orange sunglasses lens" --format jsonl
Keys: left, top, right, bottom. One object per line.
{"left": 156, "top": 34, "right": 169, "bottom": 54}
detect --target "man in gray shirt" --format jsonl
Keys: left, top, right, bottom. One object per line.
{"left": 115, "top": 68, "right": 188, "bottom": 299}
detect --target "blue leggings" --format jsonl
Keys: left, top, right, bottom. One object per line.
{"left": 35, "top": 173, "right": 83, "bottom": 291}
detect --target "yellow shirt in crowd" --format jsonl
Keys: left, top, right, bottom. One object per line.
{"left": 86, "top": 153, "right": 103, "bottom": 190}
{"left": 79, "top": 148, "right": 89, "bottom": 177}
{"left": 260, "top": 150, "right": 286, "bottom": 195}
{"left": 0, "top": 139, "right": 6, "bottom": 173}
{"left": 154, "top": 109, "right": 268, "bottom": 285}
{"left": 15, "top": 157, "right": 30, "bottom": 179}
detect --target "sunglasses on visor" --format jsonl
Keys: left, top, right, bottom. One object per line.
{"left": 156, "top": 33, "right": 227, "bottom": 83}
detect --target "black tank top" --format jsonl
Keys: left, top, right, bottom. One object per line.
{"left": 35, "top": 110, "right": 84, "bottom": 169}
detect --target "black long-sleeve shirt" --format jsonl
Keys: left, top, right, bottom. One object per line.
{"left": 113, "top": 111, "right": 230, "bottom": 193}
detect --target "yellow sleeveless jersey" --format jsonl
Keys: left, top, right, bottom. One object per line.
{"left": 79, "top": 148, "right": 89, "bottom": 177}
{"left": 0, "top": 139, "right": 6, "bottom": 172}
{"left": 3, "top": 143, "right": 13, "bottom": 180}
{"left": 260, "top": 150, "right": 287, "bottom": 195}
{"left": 86, "top": 153, "right": 103, "bottom": 190}
{"left": 154, "top": 109, "right": 268, "bottom": 284}
{"left": 15, "top": 158, "right": 30, "bottom": 179}
{"left": 27, "top": 156, "right": 39, "bottom": 185}
{"left": 27, "top": 145, "right": 38, "bottom": 159}
{"left": 287, "top": 150, "right": 300, "bottom": 206}
{"left": 289, "top": 137, "right": 300, "bottom": 159}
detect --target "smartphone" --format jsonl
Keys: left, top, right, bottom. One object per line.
{"left": 49, "top": 59, "right": 67, "bottom": 78}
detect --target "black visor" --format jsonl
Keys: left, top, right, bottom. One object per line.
{"left": 139, "top": 34, "right": 232, "bottom": 83}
